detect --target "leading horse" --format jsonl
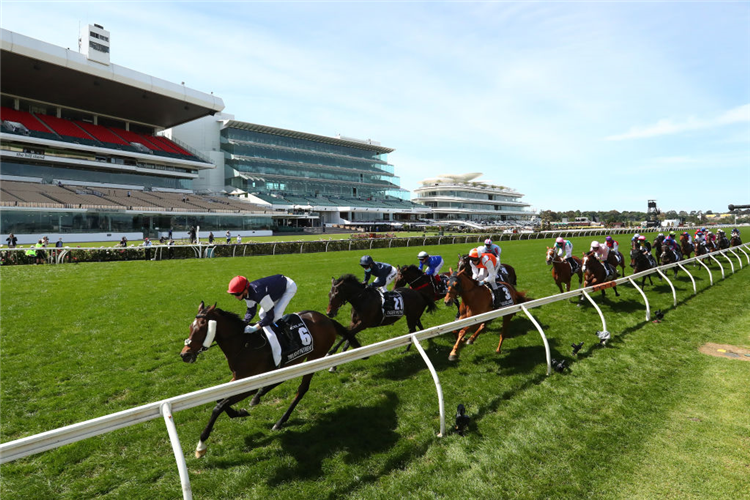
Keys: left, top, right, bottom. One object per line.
{"left": 545, "top": 246, "right": 583, "bottom": 293}
{"left": 457, "top": 254, "right": 517, "bottom": 286}
{"left": 326, "top": 274, "right": 436, "bottom": 353}
{"left": 180, "top": 301, "right": 357, "bottom": 458}
{"left": 680, "top": 234, "right": 693, "bottom": 260}
{"left": 443, "top": 268, "right": 528, "bottom": 361}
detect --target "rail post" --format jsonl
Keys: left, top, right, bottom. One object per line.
{"left": 520, "top": 305, "right": 552, "bottom": 376}
{"left": 627, "top": 277, "right": 650, "bottom": 321}
{"left": 410, "top": 335, "right": 445, "bottom": 437}
{"left": 160, "top": 402, "right": 192, "bottom": 500}
{"left": 581, "top": 289, "right": 609, "bottom": 343}
{"left": 655, "top": 268, "right": 677, "bottom": 306}
{"left": 696, "top": 257, "right": 713, "bottom": 285}
{"left": 708, "top": 254, "right": 725, "bottom": 279}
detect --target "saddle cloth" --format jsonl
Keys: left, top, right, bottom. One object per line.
{"left": 379, "top": 290, "right": 405, "bottom": 318}
{"left": 273, "top": 313, "right": 314, "bottom": 366}
{"left": 491, "top": 283, "right": 515, "bottom": 309}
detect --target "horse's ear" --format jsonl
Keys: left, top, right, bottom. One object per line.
{"left": 449, "top": 267, "right": 453, "bottom": 273}
{"left": 198, "top": 300, "right": 205, "bottom": 311}
{"left": 209, "top": 302, "right": 217, "bottom": 311}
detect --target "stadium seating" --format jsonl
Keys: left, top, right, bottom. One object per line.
{"left": 74, "top": 121, "right": 129, "bottom": 146}
{"left": 0, "top": 107, "right": 59, "bottom": 140}
{"left": 33, "top": 114, "right": 100, "bottom": 146}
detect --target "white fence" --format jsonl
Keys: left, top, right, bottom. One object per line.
{"left": 1, "top": 243, "right": 748, "bottom": 499}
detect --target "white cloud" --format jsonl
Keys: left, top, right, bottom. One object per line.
{"left": 606, "top": 104, "right": 750, "bottom": 140}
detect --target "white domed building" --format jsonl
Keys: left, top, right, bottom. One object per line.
{"left": 412, "top": 173, "right": 535, "bottom": 223}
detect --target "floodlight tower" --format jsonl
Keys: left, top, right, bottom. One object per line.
{"left": 647, "top": 200, "right": 660, "bottom": 227}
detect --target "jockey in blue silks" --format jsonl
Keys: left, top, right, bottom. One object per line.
{"left": 360, "top": 255, "right": 397, "bottom": 291}
{"left": 417, "top": 251, "right": 444, "bottom": 276}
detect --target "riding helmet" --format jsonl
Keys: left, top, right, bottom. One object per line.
{"left": 484, "top": 238, "right": 493, "bottom": 246}
{"left": 469, "top": 248, "right": 479, "bottom": 259}
{"left": 227, "top": 275, "right": 249, "bottom": 294}
{"left": 360, "top": 255, "right": 374, "bottom": 267}
{"left": 591, "top": 241, "right": 600, "bottom": 248}
{"left": 418, "top": 251, "right": 429, "bottom": 260}
{"left": 605, "top": 236, "right": 613, "bottom": 241}
{"left": 556, "top": 237, "right": 564, "bottom": 244}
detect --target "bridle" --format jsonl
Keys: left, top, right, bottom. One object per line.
{"left": 184, "top": 312, "right": 217, "bottom": 354}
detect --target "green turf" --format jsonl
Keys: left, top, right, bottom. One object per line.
{"left": 1, "top": 238, "right": 748, "bottom": 499}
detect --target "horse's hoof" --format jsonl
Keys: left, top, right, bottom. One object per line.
{"left": 195, "top": 449, "right": 206, "bottom": 459}
{"left": 495, "top": 348, "right": 502, "bottom": 354}
{"left": 272, "top": 422, "right": 283, "bottom": 431}
{"left": 328, "top": 366, "right": 337, "bottom": 373}
{"left": 466, "top": 339, "right": 474, "bottom": 345}
{"left": 448, "top": 354, "right": 458, "bottom": 361}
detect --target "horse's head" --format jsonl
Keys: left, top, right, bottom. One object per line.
{"left": 444, "top": 272, "right": 462, "bottom": 306}
{"left": 180, "top": 301, "right": 218, "bottom": 364}
{"left": 393, "top": 265, "right": 420, "bottom": 288}
{"left": 327, "top": 274, "right": 363, "bottom": 318}
{"left": 545, "top": 247, "right": 555, "bottom": 265}
{"left": 581, "top": 252, "right": 590, "bottom": 273}
{"left": 456, "top": 254, "right": 469, "bottom": 273}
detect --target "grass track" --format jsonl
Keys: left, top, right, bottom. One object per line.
{"left": 1, "top": 237, "right": 749, "bottom": 499}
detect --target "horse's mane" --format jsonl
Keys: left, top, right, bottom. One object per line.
{"left": 401, "top": 264, "right": 421, "bottom": 273}
{"left": 336, "top": 274, "right": 362, "bottom": 286}
{"left": 212, "top": 308, "right": 246, "bottom": 331}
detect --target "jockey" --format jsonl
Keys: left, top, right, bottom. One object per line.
{"left": 637, "top": 235, "right": 652, "bottom": 253}
{"left": 360, "top": 255, "right": 397, "bottom": 291}
{"left": 553, "top": 237, "right": 576, "bottom": 268}
{"left": 681, "top": 231, "right": 692, "bottom": 244}
{"left": 468, "top": 247, "right": 499, "bottom": 290}
{"left": 694, "top": 230, "right": 706, "bottom": 249}
{"left": 590, "top": 241, "right": 614, "bottom": 277}
{"left": 655, "top": 233, "right": 665, "bottom": 244}
{"left": 227, "top": 274, "right": 297, "bottom": 366}
{"left": 663, "top": 234, "right": 681, "bottom": 259}
{"left": 732, "top": 227, "right": 741, "bottom": 238}
{"left": 604, "top": 236, "right": 621, "bottom": 264}
{"left": 477, "top": 238, "right": 501, "bottom": 259}
{"left": 631, "top": 233, "right": 641, "bottom": 248}
{"left": 417, "top": 251, "right": 444, "bottom": 276}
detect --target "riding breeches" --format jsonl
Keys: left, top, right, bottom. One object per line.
{"left": 259, "top": 277, "right": 297, "bottom": 324}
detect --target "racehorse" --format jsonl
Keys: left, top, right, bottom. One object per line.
{"left": 326, "top": 274, "right": 436, "bottom": 353}
{"left": 545, "top": 246, "right": 582, "bottom": 293}
{"left": 659, "top": 246, "right": 681, "bottom": 278}
{"left": 730, "top": 235, "right": 742, "bottom": 247}
{"left": 180, "top": 301, "right": 357, "bottom": 458}
{"left": 393, "top": 264, "right": 460, "bottom": 316}
{"left": 680, "top": 234, "right": 693, "bottom": 260}
{"left": 443, "top": 268, "right": 528, "bottom": 361}
{"left": 629, "top": 247, "right": 655, "bottom": 288}
{"left": 580, "top": 251, "right": 620, "bottom": 302}
{"left": 457, "top": 254, "right": 517, "bottom": 287}
{"left": 694, "top": 240, "right": 710, "bottom": 261}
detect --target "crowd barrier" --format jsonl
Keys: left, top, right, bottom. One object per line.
{"left": 1, "top": 224, "right": 745, "bottom": 266}
{"left": 1, "top": 243, "right": 748, "bottom": 499}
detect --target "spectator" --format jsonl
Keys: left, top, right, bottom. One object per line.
{"left": 143, "top": 237, "right": 153, "bottom": 260}
{"left": 208, "top": 232, "right": 215, "bottom": 244}
{"left": 188, "top": 226, "right": 197, "bottom": 244}
{"left": 120, "top": 236, "right": 128, "bottom": 248}
{"left": 236, "top": 234, "right": 242, "bottom": 244}
{"left": 34, "top": 239, "right": 45, "bottom": 265}
{"left": 168, "top": 227, "right": 173, "bottom": 240}
{"left": 127, "top": 190, "right": 131, "bottom": 197}
{"left": 56, "top": 238, "right": 63, "bottom": 248}
{"left": 168, "top": 238, "right": 175, "bottom": 259}
{"left": 6, "top": 233, "right": 17, "bottom": 248}
{"left": 226, "top": 230, "right": 231, "bottom": 244}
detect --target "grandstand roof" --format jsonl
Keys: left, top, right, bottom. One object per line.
{"left": 223, "top": 120, "right": 395, "bottom": 154}
{"left": 0, "top": 29, "right": 224, "bottom": 129}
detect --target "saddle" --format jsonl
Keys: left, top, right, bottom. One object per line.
{"left": 272, "top": 314, "right": 314, "bottom": 366}
{"left": 603, "top": 262, "right": 617, "bottom": 281}
{"left": 432, "top": 275, "right": 447, "bottom": 296}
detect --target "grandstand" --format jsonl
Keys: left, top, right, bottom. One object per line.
{"left": 0, "top": 27, "right": 285, "bottom": 243}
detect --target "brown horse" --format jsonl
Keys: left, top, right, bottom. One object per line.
{"left": 326, "top": 274, "right": 436, "bottom": 353}
{"left": 180, "top": 301, "right": 356, "bottom": 458}
{"left": 629, "top": 247, "right": 656, "bottom": 288}
{"left": 580, "top": 251, "right": 620, "bottom": 302}
{"left": 730, "top": 235, "right": 742, "bottom": 247}
{"left": 545, "top": 247, "right": 582, "bottom": 293}
{"left": 659, "top": 245, "right": 681, "bottom": 278}
{"left": 457, "top": 254, "right": 517, "bottom": 287}
{"left": 694, "top": 239, "right": 710, "bottom": 260}
{"left": 443, "top": 268, "right": 528, "bottom": 361}
{"left": 680, "top": 234, "right": 693, "bottom": 259}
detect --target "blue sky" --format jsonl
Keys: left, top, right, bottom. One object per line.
{"left": 2, "top": 1, "right": 749, "bottom": 213}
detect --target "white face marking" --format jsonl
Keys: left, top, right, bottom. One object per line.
{"left": 192, "top": 319, "right": 198, "bottom": 328}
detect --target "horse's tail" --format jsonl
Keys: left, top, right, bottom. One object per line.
{"left": 515, "top": 289, "right": 532, "bottom": 304}
{"left": 330, "top": 318, "right": 361, "bottom": 349}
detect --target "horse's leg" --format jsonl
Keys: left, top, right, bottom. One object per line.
{"left": 273, "top": 373, "right": 314, "bottom": 430}
{"left": 196, "top": 390, "right": 255, "bottom": 458}
{"left": 613, "top": 285, "right": 619, "bottom": 297}
{"left": 449, "top": 326, "right": 472, "bottom": 361}
{"left": 465, "top": 322, "right": 486, "bottom": 344}
{"left": 250, "top": 382, "right": 283, "bottom": 406}
{"left": 496, "top": 316, "right": 511, "bottom": 353}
